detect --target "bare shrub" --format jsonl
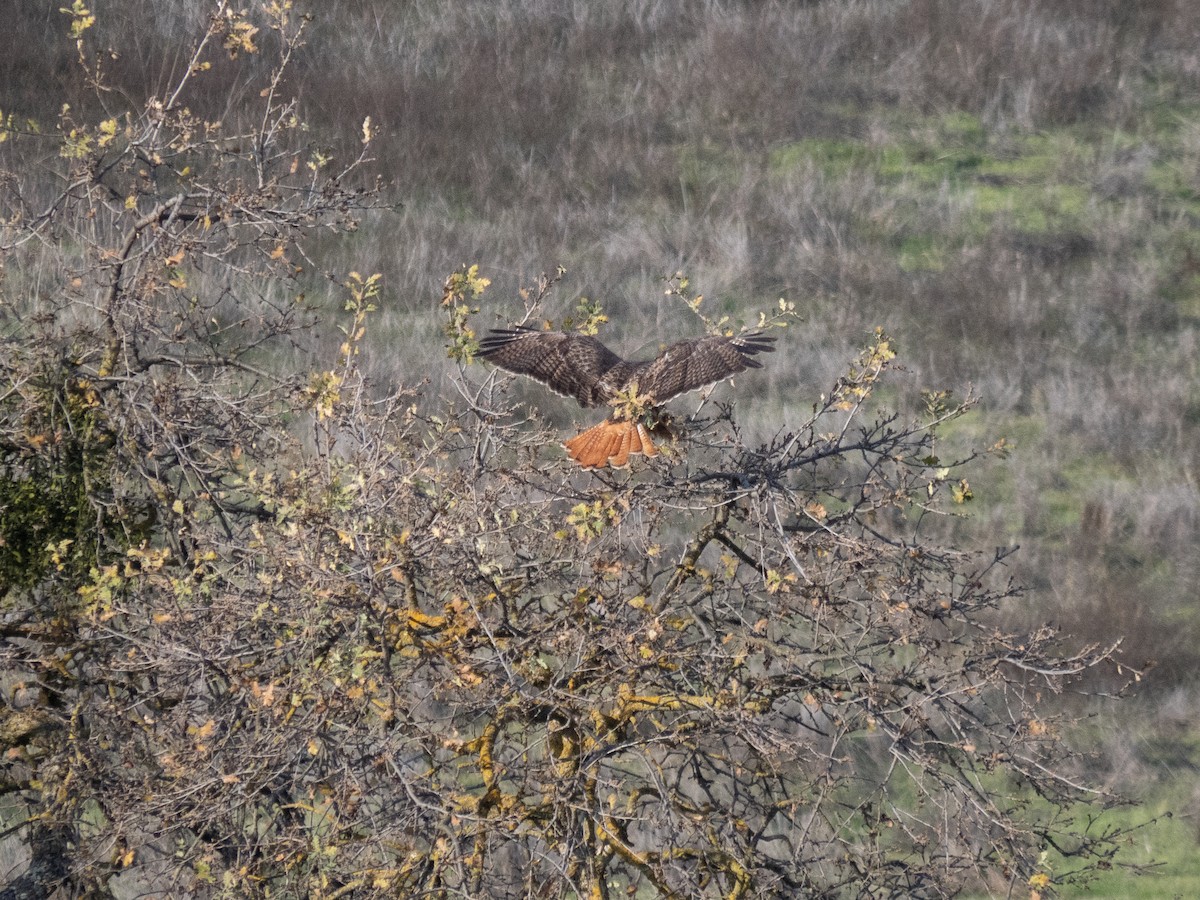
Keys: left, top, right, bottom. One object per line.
{"left": 0, "top": 2, "right": 1180, "bottom": 895}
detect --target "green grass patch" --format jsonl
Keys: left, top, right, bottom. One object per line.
{"left": 969, "top": 181, "right": 1092, "bottom": 234}
{"left": 897, "top": 233, "right": 949, "bottom": 272}
{"left": 1025, "top": 454, "right": 1133, "bottom": 539}
{"left": 949, "top": 759, "right": 1196, "bottom": 897}
{"left": 1058, "top": 784, "right": 1200, "bottom": 898}
{"left": 767, "top": 116, "right": 1109, "bottom": 272}
{"left": 937, "top": 110, "right": 987, "bottom": 146}
{"left": 768, "top": 137, "right": 869, "bottom": 177}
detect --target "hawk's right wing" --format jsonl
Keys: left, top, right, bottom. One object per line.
{"left": 477, "top": 327, "right": 625, "bottom": 408}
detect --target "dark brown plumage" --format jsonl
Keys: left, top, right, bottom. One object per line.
{"left": 477, "top": 326, "right": 775, "bottom": 468}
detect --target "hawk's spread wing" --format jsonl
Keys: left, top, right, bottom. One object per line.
{"left": 479, "top": 325, "right": 776, "bottom": 468}
{"left": 477, "top": 327, "right": 626, "bottom": 408}
{"left": 635, "top": 332, "right": 776, "bottom": 403}
{"left": 479, "top": 326, "right": 775, "bottom": 412}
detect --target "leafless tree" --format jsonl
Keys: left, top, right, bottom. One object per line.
{"left": 1, "top": 4, "right": 1137, "bottom": 898}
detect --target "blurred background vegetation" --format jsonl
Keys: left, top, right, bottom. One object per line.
{"left": 3, "top": 0, "right": 1199, "bottom": 893}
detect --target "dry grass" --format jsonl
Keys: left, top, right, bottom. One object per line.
{"left": 5, "top": 1, "right": 1200, "bottom": 892}
{"left": 3, "top": 0, "right": 1199, "bottom": 683}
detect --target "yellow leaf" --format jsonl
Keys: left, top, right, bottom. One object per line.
{"left": 251, "top": 681, "right": 276, "bottom": 707}
{"left": 188, "top": 718, "right": 217, "bottom": 739}
{"left": 97, "top": 118, "right": 119, "bottom": 147}
{"left": 952, "top": 479, "right": 974, "bottom": 504}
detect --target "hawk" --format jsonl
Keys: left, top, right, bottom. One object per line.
{"left": 478, "top": 326, "right": 776, "bottom": 468}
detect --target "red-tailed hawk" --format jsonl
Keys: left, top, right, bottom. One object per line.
{"left": 478, "top": 326, "right": 776, "bottom": 468}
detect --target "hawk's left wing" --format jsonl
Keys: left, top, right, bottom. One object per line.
{"left": 636, "top": 332, "right": 776, "bottom": 403}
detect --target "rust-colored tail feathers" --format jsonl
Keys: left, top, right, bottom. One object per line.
{"left": 563, "top": 420, "right": 660, "bottom": 469}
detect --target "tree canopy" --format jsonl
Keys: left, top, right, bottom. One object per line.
{"left": 0, "top": 3, "right": 1138, "bottom": 897}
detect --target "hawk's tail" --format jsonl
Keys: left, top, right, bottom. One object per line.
{"left": 563, "top": 420, "right": 660, "bottom": 469}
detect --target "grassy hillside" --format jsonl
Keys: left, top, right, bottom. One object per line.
{"left": 3, "top": 0, "right": 1200, "bottom": 892}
